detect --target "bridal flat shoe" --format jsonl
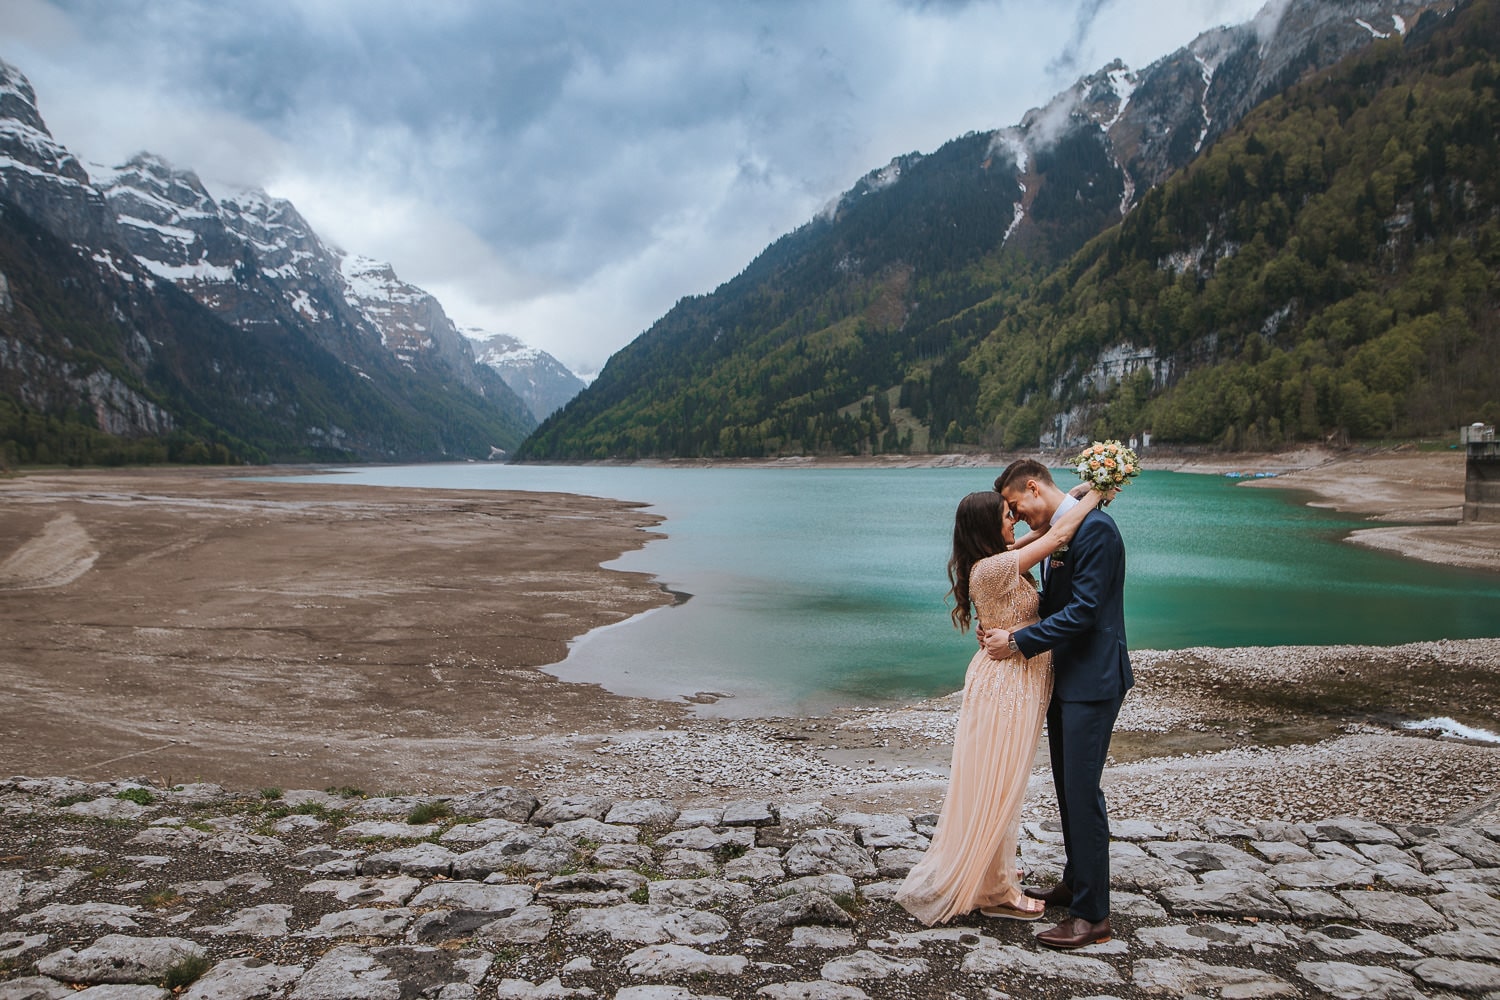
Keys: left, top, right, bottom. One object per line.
{"left": 979, "top": 900, "right": 1045, "bottom": 921}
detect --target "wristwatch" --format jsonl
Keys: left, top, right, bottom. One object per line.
{"left": 1008, "top": 635, "right": 1020, "bottom": 653}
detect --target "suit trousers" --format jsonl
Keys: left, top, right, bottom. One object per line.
{"left": 1047, "top": 694, "right": 1124, "bottom": 923}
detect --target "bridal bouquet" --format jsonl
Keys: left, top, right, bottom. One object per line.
{"left": 1073, "top": 439, "right": 1142, "bottom": 492}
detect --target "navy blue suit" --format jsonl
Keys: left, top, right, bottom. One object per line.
{"left": 1014, "top": 506, "right": 1132, "bottom": 923}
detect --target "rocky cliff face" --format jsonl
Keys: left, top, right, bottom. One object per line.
{"left": 0, "top": 60, "right": 119, "bottom": 248}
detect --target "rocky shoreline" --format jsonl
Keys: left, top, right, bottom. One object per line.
{"left": 5, "top": 774, "right": 1500, "bottom": 999}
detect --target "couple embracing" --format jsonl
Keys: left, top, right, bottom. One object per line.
{"left": 895, "top": 457, "right": 1132, "bottom": 950}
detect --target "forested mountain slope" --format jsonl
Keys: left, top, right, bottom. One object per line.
{"left": 519, "top": 1, "right": 1489, "bottom": 460}
{"left": 961, "top": 0, "right": 1500, "bottom": 450}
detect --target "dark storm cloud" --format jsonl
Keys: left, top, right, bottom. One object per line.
{"left": 10, "top": 0, "right": 1267, "bottom": 371}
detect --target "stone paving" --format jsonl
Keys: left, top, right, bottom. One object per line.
{"left": 3, "top": 776, "right": 1500, "bottom": 999}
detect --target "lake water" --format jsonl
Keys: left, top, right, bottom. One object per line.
{"left": 286, "top": 464, "right": 1500, "bottom": 717}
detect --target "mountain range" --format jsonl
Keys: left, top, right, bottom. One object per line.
{"left": 520, "top": 0, "right": 1497, "bottom": 460}
{"left": 0, "top": 61, "right": 581, "bottom": 465}
{"left": 4, "top": 0, "right": 1496, "bottom": 467}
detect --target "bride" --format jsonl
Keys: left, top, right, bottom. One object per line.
{"left": 896, "top": 483, "right": 1108, "bottom": 925}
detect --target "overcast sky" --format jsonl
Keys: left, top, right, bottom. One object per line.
{"left": 6, "top": 0, "right": 1268, "bottom": 377}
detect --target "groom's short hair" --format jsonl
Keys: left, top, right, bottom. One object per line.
{"left": 995, "top": 459, "right": 1054, "bottom": 494}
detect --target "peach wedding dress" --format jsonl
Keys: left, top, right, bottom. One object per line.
{"left": 895, "top": 550, "right": 1053, "bottom": 925}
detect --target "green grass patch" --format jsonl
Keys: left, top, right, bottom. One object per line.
{"left": 161, "top": 954, "right": 211, "bottom": 990}
{"left": 406, "top": 801, "right": 452, "bottom": 825}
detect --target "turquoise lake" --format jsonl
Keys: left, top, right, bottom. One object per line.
{"left": 287, "top": 465, "right": 1500, "bottom": 717}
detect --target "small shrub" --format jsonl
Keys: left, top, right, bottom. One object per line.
{"left": 115, "top": 788, "right": 155, "bottom": 806}
{"left": 161, "top": 953, "right": 211, "bottom": 990}
{"left": 52, "top": 793, "right": 93, "bottom": 808}
{"left": 259, "top": 787, "right": 283, "bottom": 800}
{"left": 629, "top": 886, "right": 650, "bottom": 904}
{"left": 713, "top": 841, "right": 749, "bottom": 863}
{"left": 407, "top": 801, "right": 452, "bottom": 825}
{"left": 326, "top": 785, "right": 365, "bottom": 799}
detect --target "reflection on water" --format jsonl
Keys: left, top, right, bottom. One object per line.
{"left": 281, "top": 464, "right": 1500, "bottom": 717}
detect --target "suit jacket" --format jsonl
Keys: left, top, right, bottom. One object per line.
{"left": 1014, "top": 507, "right": 1133, "bottom": 703}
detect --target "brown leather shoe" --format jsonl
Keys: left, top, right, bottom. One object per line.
{"left": 1022, "top": 882, "right": 1073, "bottom": 907}
{"left": 1036, "top": 915, "right": 1112, "bottom": 950}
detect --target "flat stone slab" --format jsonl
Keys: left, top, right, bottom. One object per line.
{"left": 449, "top": 786, "right": 539, "bottom": 823}
{"left": 198, "top": 902, "right": 293, "bottom": 937}
{"left": 548, "top": 817, "right": 639, "bottom": 844}
{"left": 1275, "top": 889, "right": 1358, "bottom": 920}
{"left": 1428, "top": 888, "right": 1500, "bottom": 927}
{"left": 0, "top": 976, "right": 76, "bottom": 999}
{"left": 1302, "top": 923, "right": 1420, "bottom": 958}
{"left": 654, "top": 827, "right": 756, "bottom": 852}
{"left": 359, "top": 842, "right": 457, "bottom": 877}
{"left": 410, "top": 880, "right": 534, "bottom": 910}
{"left": 788, "top": 926, "right": 858, "bottom": 949}
{"left": 36, "top": 934, "right": 206, "bottom": 985}
{"left": 438, "top": 818, "right": 525, "bottom": 844}
{"left": 1335, "top": 889, "right": 1449, "bottom": 929}
{"left": 1133, "top": 956, "right": 1297, "bottom": 997}
{"left": 337, "top": 820, "right": 439, "bottom": 841}
{"left": 1314, "top": 817, "right": 1403, "bottom": 845}
{"left": 647, "top": 878, "right": 753, "bottom": 909}
{"left": 1295, "top": 960, "right": 1426, "bottom": 1000}
{"left": 1147, "top": 840, "right": 1268, "bottom": 873}
{"left": 302, "top": 875, "right": 422, "bottom": 905}
{"left": 565, "top": 904, "right": 730, "bottom": 945}
{"left": 755, "top": 984, "right": 868, "bottom": 1000}
{"left": 1416, "top": 928, "right": 1500, "bottom": 961}
{"left": 819, "top": 949, "right": 927, "bottom": 983}
{"left": 476, "top": 904, "right": 554, "bottom": 944}
{"left": 621, "top": 943, "right": 749, "bottom": 977}
{"left": 742, "top": 891, "right": 854, "bottom": 936}
{"left": 1135, "top": 921, "right": 1295, "bottom": 953}
{"left": 533, "top": 795, "right": 612, "bottom": 826}
{"left": 16, "top": 901, "right": 144, "bottom": 929}
{"left": 783, "top": 830, "right": 876, "bottom": 879}
{"left": 606, "top": 799, "right": 680, "bottom": 827}
{"left": 1265, "top": 858, "right": 1371, "bottom": 889}
{"left": 962, "top": 943, "right": 1122, "bottom": 985}
{"left": 181, "top": 956, "right": 304, "bottom": 1000}
{"left": 301, "top": 907, "right": 414, "bottom": 938}
{"left": 1159, "top": 871, "right": 1290, "bottom": 919}
{"left": 722, "top": 801, "right": 778, "bottom": 827}
{"left": 1412, "top": 956, "right": 1500, "bottom": 992}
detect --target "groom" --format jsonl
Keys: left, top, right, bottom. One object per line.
{"left": 982, "top": 458, "right": 1132, "bottom": 950}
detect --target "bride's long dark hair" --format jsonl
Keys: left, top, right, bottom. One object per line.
{"left": 947, "top": 491, "right": 1009, "bottom": 633}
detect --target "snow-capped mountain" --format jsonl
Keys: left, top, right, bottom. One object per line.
{"left": 829, "top": 1, "right": 1448, "bottom": 254}
{"left": 0, "top": 60, "right": 118, "bottom": 248}
{"left": 0, "top": 58, "right": 533, "bottom": 462}
{"left": 92, "top": 153, "right": 507, "bottom": 400}
{"left": 467, "top": 330, "right": 586, "bottom": 421}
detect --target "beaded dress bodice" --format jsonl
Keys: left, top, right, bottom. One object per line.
{"left": 969, "top": 551, "right": 1039, "bottom": 635}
